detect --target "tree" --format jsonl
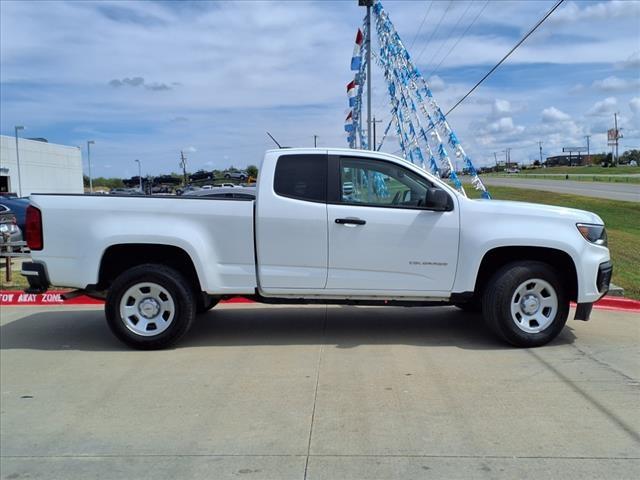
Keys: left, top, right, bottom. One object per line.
{"left": 246, "top": 165, "right": 259, "bottom": 179}
{"left": 620, "top": 149, "right": 640, "bottom": 165}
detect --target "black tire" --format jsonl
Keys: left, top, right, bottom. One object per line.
{"left": 196, "top": 294, "right": 219, "bottom": 314}
{"left": 482, "top": 261, "right": 569, "bottom": 348}
{"left": 105, "top": 264, "right": 196, "bottom": 349}
{"left": 224, "top": 174, "right": 231, "bottom": 179}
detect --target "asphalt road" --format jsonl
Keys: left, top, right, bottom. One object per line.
{"left": 481, "top": 177, "right": 640, "bottom": 202}
{"left": 1, "top": 304, "right": 639, "bottom": 480}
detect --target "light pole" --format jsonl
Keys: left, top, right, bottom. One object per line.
{"left": 313, "top": 135, "right": 318, "bottom": 148}
{"left": 87, "top": 140, "right": 95, "bottom": 192}
{"left": 135, "top": 159, "right": 142, "bottom": 192}
{"left": 14, "top": 126, "right": 24, "bottom": 197}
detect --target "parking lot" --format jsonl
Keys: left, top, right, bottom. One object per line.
{"left": 1, "top": 304, "right": 639, "bottom": 479}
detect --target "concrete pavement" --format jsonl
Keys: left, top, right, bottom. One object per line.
{"left": 1, "top": 304, "right": 639, "bottom": 479}
{"left": 481, "top": 177, "right": 640, "bottom": 202}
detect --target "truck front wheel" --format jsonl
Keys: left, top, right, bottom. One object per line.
{"left": 105, "top": 264, "right": 196, "bottom": 349}
{"left": 482, "top": 261, "right": 569, "bottom": 347}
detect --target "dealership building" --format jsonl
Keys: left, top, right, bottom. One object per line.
{"left": 0, "top": 135, "right": 84, "bottom": 196}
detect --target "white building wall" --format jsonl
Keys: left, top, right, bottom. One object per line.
{"left": 0, "top": 135, "right": 83, "bottom": 196}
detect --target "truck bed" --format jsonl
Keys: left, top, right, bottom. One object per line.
{"left": 29, "top": 194, "right": 257, "bottom": 293}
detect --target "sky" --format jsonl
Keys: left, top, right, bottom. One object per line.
{"left": 1, "top": 0, "right": 639, "bottom": 178}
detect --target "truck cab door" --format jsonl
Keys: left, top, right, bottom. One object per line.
{"left": 326, "top": 155, "right": 459, "bottom": 295}
{"left": 255, "top": 153, "right": 329, "bottom": 292}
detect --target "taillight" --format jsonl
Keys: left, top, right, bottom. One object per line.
{"left": 25, "top": 205, "right": 43, "bottom": 250}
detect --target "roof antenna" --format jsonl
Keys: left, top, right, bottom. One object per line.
{"left": 266, "top": 131, "right": 282, "bottom": 148}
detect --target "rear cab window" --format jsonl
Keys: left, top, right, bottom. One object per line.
{"left": 273, "top": 154, "right": 327, "bottom": 202}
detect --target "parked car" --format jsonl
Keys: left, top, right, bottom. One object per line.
{"left": 189, "top": 170, "right": 213, "bottom": 182}
{"left": 23, "top": 148, "right": 611, "bottom": 350}
{"left": 224, "top": 170, "right": 248, "bottom": 181}
{"left": 110, "top": 188, "right": 144, "bottom": 195}
{"left": 176, "top": 185, "right": 202, "bottom": 196}
{"left": 219, "top": 183, "right": 236, "bottom": 188}
{"left": 0, "top": 205, "right": 23, "bottom": 249}
{"left": 0, "top": 197, "right": 28, "bottom": 231}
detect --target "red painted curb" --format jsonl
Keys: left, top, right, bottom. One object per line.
{"left": 0, "top": 290, "right": 255, "bottom": 306}
{"left": 591, "top": 296, "right": 640, "bottom": 312}
{"left": 1, "top": 290, "right": 639, "bottom": 312}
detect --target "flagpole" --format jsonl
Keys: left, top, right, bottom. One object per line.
{"left": 366, "top": 1, "right": 373, "bottom": 150}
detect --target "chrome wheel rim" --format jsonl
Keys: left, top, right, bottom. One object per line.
{"left": 119, "top": 282, "right": 175, "bottom": 336}
{"left": 510, "top": 278, "right": 558, "bottom": 334}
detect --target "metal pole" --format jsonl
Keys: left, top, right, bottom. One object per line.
{"left": 87, "top": 140, "right": 95, "bottom": 193}
{"left": 14, "top": 126, "right": 24, "bottom": 197}
{"left": 614, "top": 113, "right": 619, "bottom": 166}
{"left": 372, "top": 117, "right": 382, "bottom": 151}
{"left": 366, "top": 3, "right": 372, "bottom": 150}
{"left": 373, "top": 116, "right": 377, "bottom": 150}
{"left": 313, "top": 135, "right": 318, "bottom": 148}
{"left": 585, "top": 135, "right": 590, "bottom": 164}
{"left": 135, "top": 160, "right": 142, "bottom": 191}
{"left": 538, "top": 141, "right": 543, "bottom": 165}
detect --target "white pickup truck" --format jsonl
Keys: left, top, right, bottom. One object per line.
{"left": 22, "top": 148, "right": 612, "bottom": 349}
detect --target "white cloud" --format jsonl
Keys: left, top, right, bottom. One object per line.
{"left": 542, "top": 107, "right": 571, "bottom": 123}
{"left": 427, "top": 75, "right": 445, "bottom": 92}
{"left": 491, "top": 99, "right": 512, "bottom": 118}
{"left": 483, "top": 117, "right": 525, "bottom": 135}
{"left": 593, "top": 76, "right": 640, "bottom": 92}
{"left": 616, "top": 50, "right": 640, "bottom": 69}
{"left": 587, "top": 97, "right": 618, "bottom": 116}
{"left": 630, "top": 97, "right": 640, "bottom": 115}
{"left": 552, "top": 0, "right": 640, "bottom": 23}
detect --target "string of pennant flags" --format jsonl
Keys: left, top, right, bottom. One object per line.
{"left": 345, "top": 0, "right": 490, "bottom": 199}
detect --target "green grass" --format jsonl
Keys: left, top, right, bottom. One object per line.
{"left": 516, "top": 166, "right": 640, "bottom": 175}
{"left": 468, "top": 186, "right": 640, "bottom": 300}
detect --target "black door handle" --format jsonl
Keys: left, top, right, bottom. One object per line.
{"left": 335, "top": 218, "right": 366, "bottom": 225}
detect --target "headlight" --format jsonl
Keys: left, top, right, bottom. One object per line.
{"left": 576, "top": 223, "right": 607, "bottom": 246}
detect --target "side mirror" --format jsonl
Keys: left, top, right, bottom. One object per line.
{"left": 424, "top": 188, "right": 450, "bottom": 211}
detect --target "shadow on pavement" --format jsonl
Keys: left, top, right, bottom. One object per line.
{"left": 0, "top": 305, "right": 576, "bottom": 352}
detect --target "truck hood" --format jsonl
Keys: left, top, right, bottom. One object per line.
{"left": 469, "top": 199, "right": 604, "bottom": 225}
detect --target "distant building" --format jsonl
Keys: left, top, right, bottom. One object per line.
{"left": 545, "top": 154, "right": 587, "bottom": 167}
{"left": 0, "top": 135, "right": 83, "bottom": 196}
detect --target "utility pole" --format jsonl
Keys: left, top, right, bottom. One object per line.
{"left": 180, "top": 150, "right": 188, "bottom": 185}
{"left": 359, "top": 0, "right": 374, "bottom": 150}
{"left": 87, "top": 140, "right": 95, "bottom": 193}
{"left": 584, "top": 135, "right": 591, "bottom": 164}
{"left": 313, "top": 135, "right": 318, "bottom": 148}
{"left": 538, "top": 141, "right": 543, "bottom": 165}
{"left": 134, "top": 159, "right": 142, "bottom": 192}
{"left": 614, "top": 113, "right": 619, "bottom": 166}
{"left": 372, "top": 117, "right": 383, "bottom": 151}
{"left": 493, "top": 152, "right": 498, "bottom": 170}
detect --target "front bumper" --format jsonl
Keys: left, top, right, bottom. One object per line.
{"left": 574, "top": 260, "right": 613, "bottom": 321}
{"left": 21, "top": 262, "right": 50, "bottom": 294}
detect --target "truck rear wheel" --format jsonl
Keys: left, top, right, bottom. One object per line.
{"left": 482, "top": 261, "right": 569, "bottom": 347}
{"left": 105, "top": 264, "right": 196, "bottom": 349}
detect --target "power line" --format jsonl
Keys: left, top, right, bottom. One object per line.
{"left": 443, "top": 0, "right": 566, "bottom": 117}
{"left": 408, "top": 0, "right": 434, "bottom": 50}
{"left": 413, "top": 0, "right": 453, "bottom": 66}
{"left": 423, "top": 0, "right": 474, "bottom": 72}
{"left": 428, "top": 0, "right": 491, "bottom": 78}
